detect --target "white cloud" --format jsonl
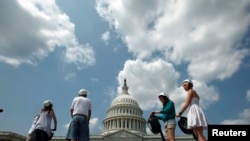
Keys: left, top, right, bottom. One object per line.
{"left": 187, "top": 80, "right": 219, "bottom": 109}
{"left": 219, "top": 90, "right": 250, "bottom": 127}
{"left": 63, "top": 117, "right": 101, "bottom": 135}
{"left": 104, "top": 86, "right": 116, "bottom": 100}
{"left": 91, "top": 78, "right": 99, "bottom": 84}
{"left": 64, "top": 44, "right": 95, "bottom": 70}
{"left": 117, "top": 58, "right": 180, "bottom": 110}
{"left": 101, "top": 31, "right": 110, "bottom": 44}
{"left": 186, "top": 45, "right": 248, "bottom": 82}
{"left": 221, "top": 109, "right": 250, "bottom": 124}
{"left": 96, "top": 0, "right": 250, "bottom": 82}
{"left": 246, "top": 90, "right": 250, "bottom": 102}
{"left": 63, "top": 119, "right": 71, "bottom": 131}
{"left": 0, "top": 0, "right": 95, "bottom": 68}
{"left": 117, "top": 59, "right": 219, "bottom": 113}
{"left": 89, "top": 117, "right": 103, "bottom": 135}
{"left": 64, "top": 72, "right": 76, "bottom": 81}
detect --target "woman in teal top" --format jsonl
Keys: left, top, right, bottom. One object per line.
{"left": 151, "top": 92, "right": 176, "bottom": 141}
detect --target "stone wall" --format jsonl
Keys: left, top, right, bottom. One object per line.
{"left": 0, "top": 131, "right": 197, "bottom": 141}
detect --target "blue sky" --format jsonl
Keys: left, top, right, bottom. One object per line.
{"left": 0, "top": 0, "right": 250, "bottom": 137}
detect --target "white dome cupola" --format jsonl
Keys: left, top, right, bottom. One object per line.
{"left": 103, "top": 79, "right": 147, "bottom": 135}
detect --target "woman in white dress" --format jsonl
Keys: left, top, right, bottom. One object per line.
{"left": 31, "top": 100, "right": 57, "bottom": 141}
{"left": 176, "top": 79, "right": 208, "bottom": 141}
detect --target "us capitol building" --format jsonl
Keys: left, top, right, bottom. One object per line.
{"left": 0, "top": 79, "right": 196, "bottom": 141}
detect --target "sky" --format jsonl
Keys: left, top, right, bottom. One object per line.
{"left": 0, "top": 0, "right": 250, "bottom": 137}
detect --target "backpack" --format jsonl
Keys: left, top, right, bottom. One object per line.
{"left": 147, "top": 115, "right": 162, "bottom": 134}
{"left": 178, "top": 116, "right": 197, "bottom": 140}
{"left": 147, "top": 115, "right": 165, "bottom": 141}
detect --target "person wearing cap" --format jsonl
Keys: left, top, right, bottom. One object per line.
{"left": 151, "top": 92, "right": 176, "bottom": 141}
{"left": 30, "top": 100, "right": 57, "bottom": 141}
{"left": 26, "top": 115, "right": 40, "bottom": 141}
{"left": 176, "top": 79, "right": 208, "bottom": 141}
{"left": 66, "top": 89, "right": 92, "bottom": 141}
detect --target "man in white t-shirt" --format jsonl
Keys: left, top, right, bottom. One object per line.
{"left": 66, "top": 89, "right": 92, "bottom": 141}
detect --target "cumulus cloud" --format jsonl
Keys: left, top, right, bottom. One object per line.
{"left": 189, "top": 80, "right": 219, "bottom": 109}
{"left": 117, "top": 59, "right": 180, "bottom": 110}
{"left": 0, "top": 0, "right": 95, "bottom": 68}
{"left": 96, "top": 0, "right": 250, "bottom": 82}
{"left": 117, "top": 59, "right": 219, "bottom": 112}
{"left": 64, "top": 44, "right": 95, "bottom": 70}
{"left": 95, "top": 0, "right": 250, "bottom": 117}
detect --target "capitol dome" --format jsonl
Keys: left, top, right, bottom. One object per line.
{"left": 103, "top": 79, "right": 147, "bottom": 135}
{"left": 111, "top": 93, "right": 139, "bottom": 107}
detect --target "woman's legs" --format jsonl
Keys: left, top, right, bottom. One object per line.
{"left": 167, "top": 128, "right": 175, "bottom": 141}
{"left": 193, "top": 127, "right": 207, "bottom": 141}
{"left": 165, "top": 119, "right": 176, "bottom": 141}
{"left": 26, "top": 134, "right": 32, "bottom": 141}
